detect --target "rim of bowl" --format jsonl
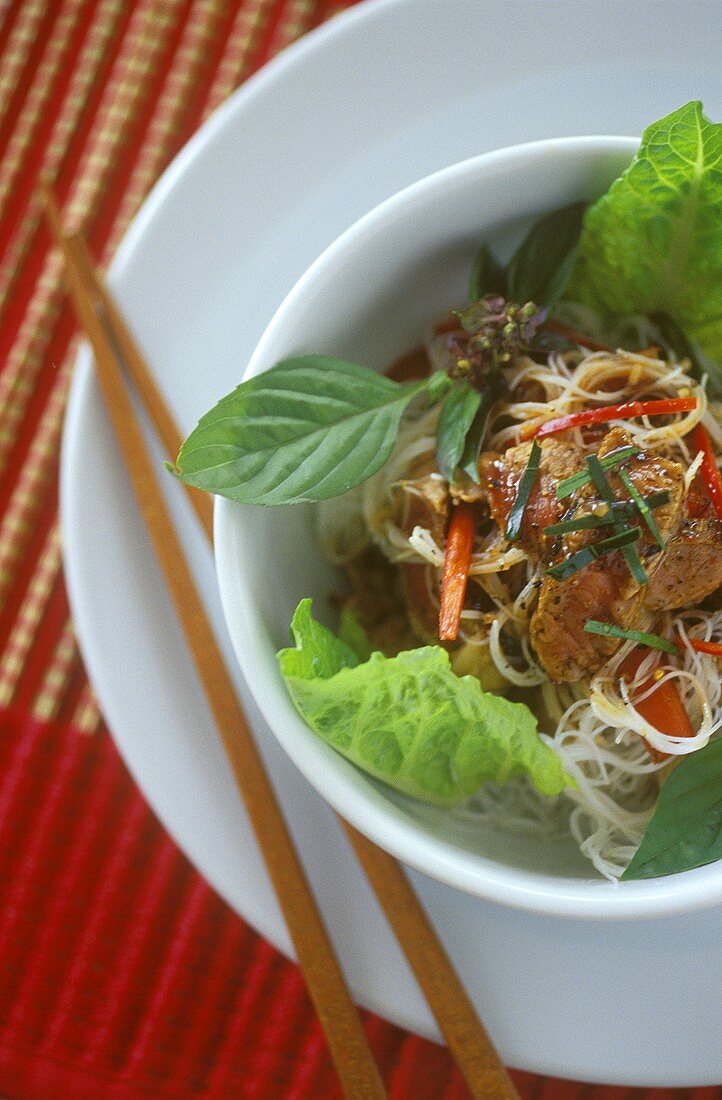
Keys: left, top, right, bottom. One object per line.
{"left": 215, "top": 136, "right": 722, "bottom": 920}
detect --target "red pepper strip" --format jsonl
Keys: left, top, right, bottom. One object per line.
{"left": 526, "top": 396, "right": 697, "bottom": 441}
{"left": 438, "top": 503, "right": 476, "bottom": 642}
{"left": 619, "top": 648, "right": 695, "bottom": 763}
{"left": 681, "top": 637, "right": 722, "bottom": 657}
{"left": 690, "top": 423, "right": 722, "bottom": 522}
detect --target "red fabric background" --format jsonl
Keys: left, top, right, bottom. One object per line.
{"left": 0, "top": 2, "right": 720, "bottom": 1096}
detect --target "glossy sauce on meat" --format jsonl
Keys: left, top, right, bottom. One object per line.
{"left": 478, "top": 427, "right": 722, "bottom": 682}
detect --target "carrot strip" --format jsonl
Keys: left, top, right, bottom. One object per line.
{"left": 526, "top": 396, "right": 697, "bottom": 440}
{"left": 438, "top": 504, "right": 476, "bottom": 642}
{"left": 682, "top": 637, "right": 722, "bottom": 657}
{"left": 690, "top": 423, "right": 722, "bottom": 521}
{"left": 620, "top": 648, "right": 694, "bottom": 762}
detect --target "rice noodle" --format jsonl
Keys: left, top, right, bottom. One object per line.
{"left": 317, "top": 343, "right": 722, "bottom": 880}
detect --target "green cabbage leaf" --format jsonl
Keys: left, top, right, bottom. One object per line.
{"left": 277, "top": 600, "right": 567, "bottom": 807}
{"left": 568, "top": 101, "right": 722, "bottom": 391}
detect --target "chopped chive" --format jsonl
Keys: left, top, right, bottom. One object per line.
{"left": 543, "top": 491, "right": 671, "bottom": 536}
{"left": 545, "top": 526, "right": 642, "bottom": 580}
{"left": 556, "top": 445, "right": 640, "bottom": 499}
{"left": 638, "top": 489, "right": 671, "bottom": 511}
{"left": 583, "top": 620, "right": 679, "bottom": 655}
{"left": 543, "top": 514, "right": 618, "bottom": 535}
{"left": 586, "top": 455, "right": 648, "bottom": 586}
{"left": 621, "top": 548, "right": 648, "bottom": 586}
{"left": 585, "top": 453, "right": 619, "bottom": 504}
{"left": 618, "top": 468, "right": 666, "bottom": 549}
{"left": 505, "top": 439, "right": 541, "bottom": 542}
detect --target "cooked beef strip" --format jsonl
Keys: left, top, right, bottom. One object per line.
{"left": 645, "top": 518, "right": 722, "bottom": 611}
{"left": 478, "top": 428, "right": 695, "bottom": 682}
{"left": 478, "top": 436, "right": 588, "bottom": 558}
{"left": 528, "top": 428, "right": 686, "bottom": 681}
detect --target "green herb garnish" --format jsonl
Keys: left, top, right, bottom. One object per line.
{"left": 622, "top": 738, "right": 722, "bottom": 880}
{"left": 545, "top": 526, "right": 642, "bottom": 580}
{"left": 543, "top": 490, "right": 671, "bottom": 536}
{"left": 278, "top": 599, "right": 568, "bottom": 806}
{"left": 583, "top": 620, "right": 679, "bottom": 655}
{"left": 436, "top": 368, "right": 506, "bottom": 483}
{"left": 618, "top": 468, "right": 666, "bottom": 549}
{"left": 175, "top": 356, "right": 452, "bottom": 505}
{"left": 469, "top": 242, "right": 507, "bottom": 301}
{"left": 505, "top": 440, "right": 542, "bottom": 542}
{"left": 586, "top": 454, "right": 648, "bottom": 586}
{"left": 568, "top": 100, "right": 722, "bottom": 396}
{"left": 507, "top": 202, "right": 587, "bottom": 309}
{"left": 470, "top": 202, "right": 586, "bottom": 310}
{"left": 435, "top": 381, "right": 482, "bottom": 481}
{"left": 556, "top": 445, "right": 640, "bottom": 499}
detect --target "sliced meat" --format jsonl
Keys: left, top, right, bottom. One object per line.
{"left": 396, "top": 473, "right": 449, "bottom": 535}
{"left": 522, "top": 428, "right": 686, "bottom": 682}
{"left": 530, "top": 557, "right": 640, "bottom": 681}
{"left": 598, "top": 428, "right": 685, "bottom": 604}
{"left": 645, "top": 518, "right": 722, "bottom": 611}
{"left": 530, "top": 434, "right": 686, "bottom": 681}
{"left": 478, "top": 437, "right": 587, "bottom": 558}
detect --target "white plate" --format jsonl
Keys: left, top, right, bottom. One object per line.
{"left": 60, "top": 0, "right": 722, "bottom": 1085}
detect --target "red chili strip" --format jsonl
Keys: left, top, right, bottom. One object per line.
{"left": 681, "top": 637, "right": 722, "bottom": 657}
{"left": 526, "top": 397, "right": 697, "bottom": 441}
{"left": 690, "top": 423, "right": 722, "bottom": 522}
{"left": 438, "top": 503, "right": 476, "bottom": 642}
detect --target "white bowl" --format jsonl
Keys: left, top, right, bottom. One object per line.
{"left": 215, "top": 136, "right": 722, "bottom": 919}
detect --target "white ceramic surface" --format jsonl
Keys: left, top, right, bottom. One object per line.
{"left": 218, "top": 135, "right": 722, "bottom": 919}
{"left": 60, "top": 0, "right": 722, "bottom": 1085}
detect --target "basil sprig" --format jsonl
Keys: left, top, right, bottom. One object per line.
{"left": 507, "top": 202, "right": 587, "bottom": 308}
{"left": 469, "top": 201, "right": 587, "bottom": 309}
{"left": 435, "top": 368, "right": 505, "bottom": 483}
{"left": 175, "top": 356, "right": 451, "bottom": 505}
{"left": 622, "top": 737, "right": 722, "bottom": 880}
{"left": 435, "top": 381, "right": 482, "bottom": 481}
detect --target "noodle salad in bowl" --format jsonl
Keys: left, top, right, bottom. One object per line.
{"left": 176, "top": 102, "right": 722, "bottom": 897}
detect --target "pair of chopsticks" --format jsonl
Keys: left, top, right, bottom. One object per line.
{"left": 44, "top": 184, "right": 519, "bottom": 1100}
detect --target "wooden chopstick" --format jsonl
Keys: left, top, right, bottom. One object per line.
{"left": 46, "top": 187, "right": 520, "bottom": 1100}
{"left": 44, "top": 187, "right": 386, "bottom": 1100}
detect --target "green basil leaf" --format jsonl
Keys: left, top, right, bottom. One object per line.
{"left": 568, "top": 102, "right": 722, "bottom": 394}
{"left": 279, "top": 600, "right": 568, "bottom": 806}
{"left": 435, "top": 381, "right": 482, "bottom": 481}
{"left": 469, "top": 243, "right": 508, "bottom": 301}
{"left": 459, "top": 371, "right": 506, "bottom": 482}
{"left": 507, "top": 201, "right": 587, "bottom": 308}
{"left": 175, "top": 356, "right": 449, "bottom": 505}
{"left": 622, "top": 738, "right": 722, "bottom": 880}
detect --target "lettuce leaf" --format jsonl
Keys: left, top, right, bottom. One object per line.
{"left": 568, "top": 101, "right": 722, "bottom": 391}
{"left": 278, "top": 600, "right": 567, "bottom": 807}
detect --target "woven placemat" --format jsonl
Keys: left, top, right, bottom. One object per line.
{"left": 0, "top": 2, "right": 719, "bottom": 1096}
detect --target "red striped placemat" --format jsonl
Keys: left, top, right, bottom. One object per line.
{"left": 0, "top": 2, "right": 720, "bottom": 1096}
